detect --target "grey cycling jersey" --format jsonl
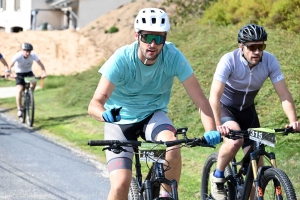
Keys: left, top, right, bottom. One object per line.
{"left": 214, "top": 48, "right": 284, "bottom": 111}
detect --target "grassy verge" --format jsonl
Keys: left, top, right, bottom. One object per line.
{"left": 0, "top": 20, "right": 299, "bottom": 198}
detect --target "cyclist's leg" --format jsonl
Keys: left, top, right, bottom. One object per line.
{"left": 213, "top": 112, "right": 243, "bottom": 199}
{"left": 104, "top": 122, "right": 138, "bottom": 200}
{"left": 15, "top": 73, "right": 25, "bottom": 115}
{"left": 241, "top": 105, "right": 261, "bottom": 200}
{"left": 144, "top": 110, "right": 180, "bottom": 197}
{"left": 26, "top": 71, "right": 36, "bottom": 91}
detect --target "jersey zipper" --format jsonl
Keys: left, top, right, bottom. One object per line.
{"left": 239, "top": 68, "right": 252, "bottom": 111}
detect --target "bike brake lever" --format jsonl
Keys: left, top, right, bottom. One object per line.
{"left": 283, "top": 126, "right": 294, "bottom": 135}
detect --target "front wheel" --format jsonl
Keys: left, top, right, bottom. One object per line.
{"left": 19, "top": 91, "right": 26, "bottom": 123}
{"left": 128, "top": 177, "right": 139, "bottom": 200}
{"left": 25, "top": 89, "right": 34, "bottom": 127}
{"left": 260, "top": 168, "right": 297, "bottom": 200}
{"left": 200, "top": 152, "right": 235, "bottom": 200}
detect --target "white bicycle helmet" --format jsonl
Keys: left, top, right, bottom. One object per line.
{"left": 134, "top": 8, "right": 170, "bottom": 33}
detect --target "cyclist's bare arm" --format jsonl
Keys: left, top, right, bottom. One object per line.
{"left": 182, "top": 74, "right": 217, "bottom": 132}
{"left": 88, "top": 76, "right": 115, "bottom": 122}
{"left": 209, "top": 79, "right": 226, "bottom": 127}
{"left": 273, "top": 80, "right": 300, "bottom": 131}
{"left": 5, "top": 62, "right": 15, "bottom": 78}
{"left": 36, "top": 60, "right": 47, "bottom": 78}
{"left": 0, "top": 57, "right": 8, "bottom": 68}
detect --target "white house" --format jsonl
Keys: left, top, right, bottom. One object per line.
{"left": 0, "top": 0, "right": 132, "bottom": 33}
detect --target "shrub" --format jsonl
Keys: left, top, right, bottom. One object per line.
{"left": 264, "top": 0, "right": 300, "bottom": 33}
{"left": 105, "top": 26, "right": 119, "bottom": 34}
{"left": 200, "top": 0, "right": 300, "bottom": 33}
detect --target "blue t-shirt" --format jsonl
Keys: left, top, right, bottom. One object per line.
{"left": 0, "top": 53, "right": 3, "bottom": 59}
{"left": 99, "top": 41, "right": 193, "bottom": 124}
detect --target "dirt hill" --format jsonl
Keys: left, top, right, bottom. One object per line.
{"left": 0, "top": 0, "right": 174, "bottom": 76}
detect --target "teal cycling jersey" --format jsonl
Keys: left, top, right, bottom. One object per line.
{"left": 99, "top": 41, "right": 193, "bottom": 124}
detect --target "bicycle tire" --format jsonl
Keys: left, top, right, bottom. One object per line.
{"left": 260, "top": 168, "right": 297, "bottom": 200}
{"left": 200, "top": 152, "right": 235, "bottom": 200}
{"left": 128, "top": 177, "right": 139, "bottom": 200}
{"left": 19, "top": 91, "right": 26, "bottom": 123}
{"left": 26, "top": 89, "right": 34, "bottom": 127}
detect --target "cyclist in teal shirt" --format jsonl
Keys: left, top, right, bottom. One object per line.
{"left": 88, "top": 8, "right": 221, "bottom": 200}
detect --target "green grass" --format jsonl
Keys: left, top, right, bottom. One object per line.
{"left": 0, "top": 20, "right": 299, "bottom": 198}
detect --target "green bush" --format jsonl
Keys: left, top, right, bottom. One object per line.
{"left": 200, "top": 0, "right": 300, "bottom": 33}
{"left": 264, "top": 0, "right": 300, "bottom": 32}
{"left": 199, "top": 0, "right": 272, "bottom": 26}
{"left": 105, "top": 26, "right": 119, "bottom": 34}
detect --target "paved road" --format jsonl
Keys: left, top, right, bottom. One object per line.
{"left": 0, "top": 108, "right": 110, "bottom": 200}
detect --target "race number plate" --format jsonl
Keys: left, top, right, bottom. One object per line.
{"left": 24, "top": 76, "right": 37, "bottom": 83}
{"left": 140, "top": 143, "right": 166, "bottom": 163}
{"left": 248, "top": 128, "right": 276, "bottom": 147}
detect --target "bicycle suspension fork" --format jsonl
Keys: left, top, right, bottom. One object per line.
{"left": 249, "top": 144, "right": 277, "bottom": 200}
{"left": 144, "top": 163, "right": 178, "bottom": 200}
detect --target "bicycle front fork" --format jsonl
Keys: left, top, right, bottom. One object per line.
{"left": 144, "top": 163, "right": 178, "bottom": 200}
{"left": 251, "top": 151, "right": 277, "bottom": 200}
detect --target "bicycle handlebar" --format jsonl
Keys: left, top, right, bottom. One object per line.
{"left": 226, "top": 127, "right": 296, "bottom": 140}
{"left": 88, "top": 137, "right": 214, "bottom": 149}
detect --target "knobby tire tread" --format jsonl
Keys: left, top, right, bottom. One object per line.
{"left": 128, "top": 177, "right": 139, "bottom": 200}
{"left": 26, "top": 89, "right": 34, "bottom": 127}
{"left": 20, "top": 91, "right": 26, "bottom": 123}
{"left": 260, "top": 168, "right": 297, "bottom": 200}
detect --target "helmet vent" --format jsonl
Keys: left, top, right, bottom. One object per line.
{"left": 151, "top": 18, "right": 156, "bottom": 24}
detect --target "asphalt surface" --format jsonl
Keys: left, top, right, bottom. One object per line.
{"left": 0, "top": 107, "right": 110, "bottom": 200}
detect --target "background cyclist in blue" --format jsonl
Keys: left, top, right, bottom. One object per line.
{"left": 0, "top": 53, "right": 9, "bottom": 72}
{"left": 88, "top": 8, "right": 221, "bottom": 200}
{"left": 209, "top": 24, "right": 300, "bottom": 200}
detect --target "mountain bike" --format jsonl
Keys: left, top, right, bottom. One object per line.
{"left": 19, "top": 76, "right": 42, "bottom": 127}
{"left": 88, "top": 127, "right": 215, "bottom": 200}
{"left": 200, "top": 127, "right": 298, "bottom": 200}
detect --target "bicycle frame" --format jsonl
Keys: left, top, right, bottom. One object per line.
{"left": 21, "top": 76, "right": 37, "bottom": 127}
{"left": 133, "top": 147, "right": 179, "bottom": 200}
{"left": 228, "top": 130, "right": 290, "bottom": 200}
{"left": 89, "top": 127, "right": 214, "bottom": 200}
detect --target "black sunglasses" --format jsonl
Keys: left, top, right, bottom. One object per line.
{"left": 244, "top": 43, "right": 266, "bottom": 51}
{"left": 139, "top": 33, "right": 166, "bottom": 45}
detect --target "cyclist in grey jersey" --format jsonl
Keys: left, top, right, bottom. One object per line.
{"left": 209, "top": 24, "right": 300, "bottom": 200}
{"left": 215, "top": 48, "right": 284, "bottom": 111}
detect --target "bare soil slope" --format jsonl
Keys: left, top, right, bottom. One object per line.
{"left": 0, "top": 0, "right": 173, "bottom": 76}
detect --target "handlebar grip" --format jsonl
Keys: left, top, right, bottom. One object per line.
{"left": 88, "top": 140, "right": 115, "bottom": 146}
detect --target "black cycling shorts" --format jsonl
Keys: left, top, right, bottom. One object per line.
{"left": 104, "top": 110, "right": 176, "bottom": 172}
{"left": 220, "top": 103, "right": 260, "bottom": 149}
{"left": 16, "top": 71, "right": 35, "bottom": 86}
